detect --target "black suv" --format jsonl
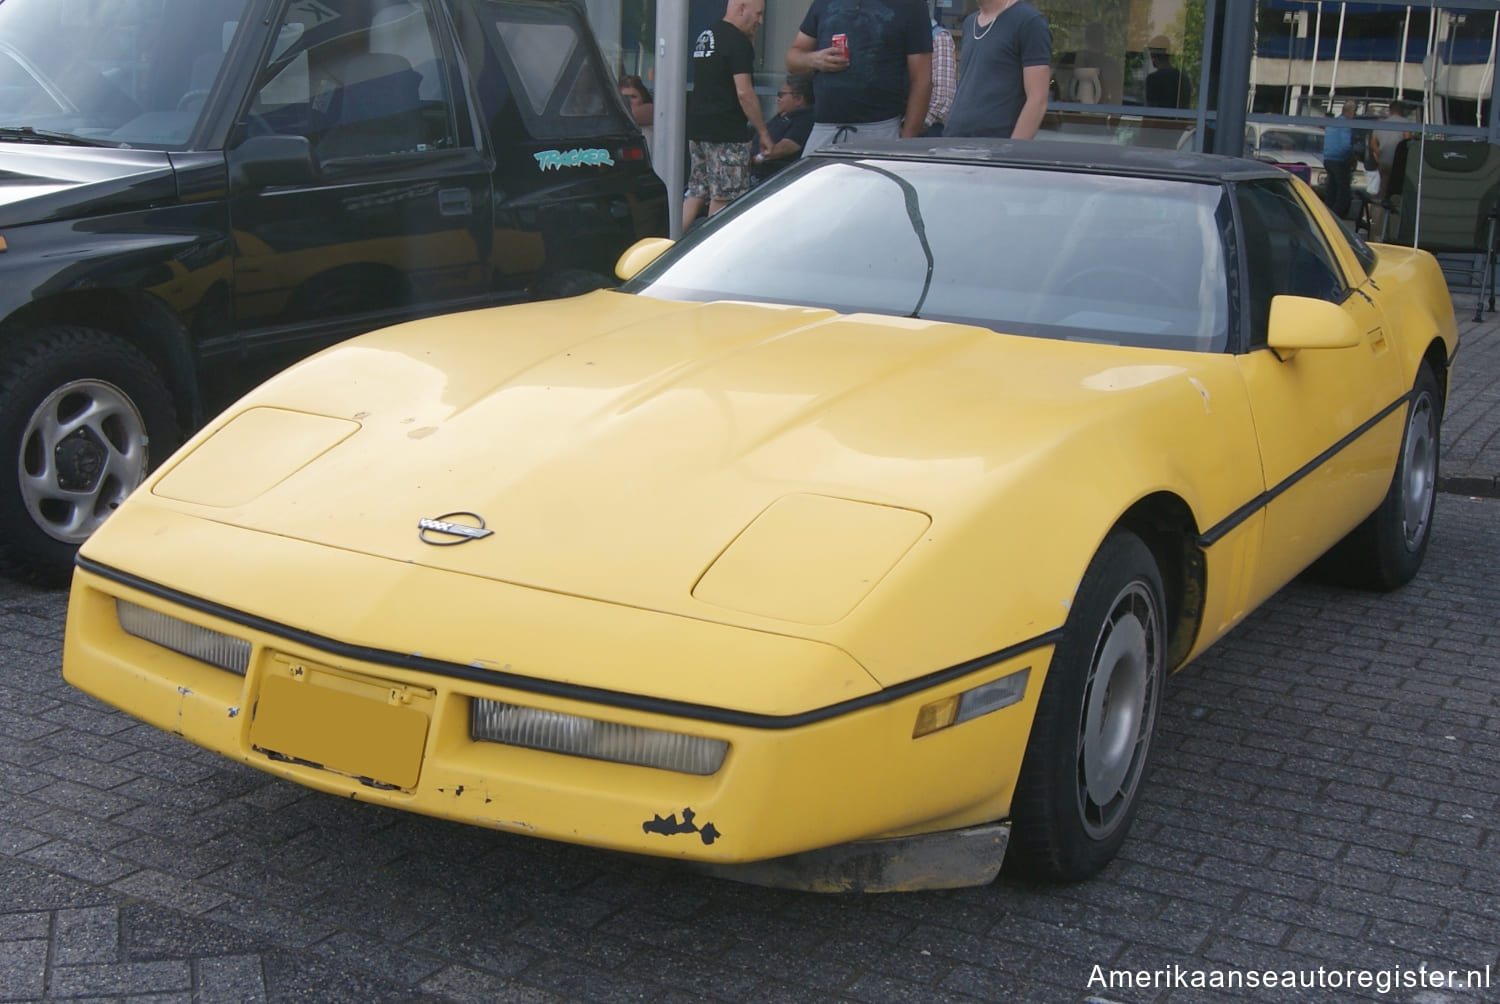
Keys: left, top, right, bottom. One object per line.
{"left": 0, "top": 0, "right": 666, "bottom": 583}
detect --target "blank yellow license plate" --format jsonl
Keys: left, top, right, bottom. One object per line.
{"left": 249, "top": 673, "right": 429, "bottom": 789}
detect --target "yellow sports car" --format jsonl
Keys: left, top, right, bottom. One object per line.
{"left": 62, "top": 140, "right": 1458, "bottom": 891}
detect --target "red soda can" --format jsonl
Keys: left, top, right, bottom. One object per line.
{"left": 831, "top": 33, "right": 849, "bottom": 60}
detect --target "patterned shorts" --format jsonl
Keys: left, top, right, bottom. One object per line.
{"left": 686, "top": 140, "right": 753, "bottom": 202}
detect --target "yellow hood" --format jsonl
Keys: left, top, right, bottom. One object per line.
{"left": 127, "top": 291, "right": 1260, "bottom": 683}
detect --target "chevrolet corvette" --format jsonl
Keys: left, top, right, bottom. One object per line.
{"left": 62, "top": 140, "right": 1458, "bottom": 890}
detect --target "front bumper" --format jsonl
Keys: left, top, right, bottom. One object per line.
{"left": 63, "top": 559, "right": 1048, "bottom": 878}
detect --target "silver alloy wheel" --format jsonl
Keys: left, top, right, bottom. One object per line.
{"left": 1400, "top": 391, "right": 1436, "bottom": 552}
{"left": 1076, "top": 580, "right": 1161, "bottom": 839}
{"left": 18, "top": 378, "right": 149, "bottom": 544}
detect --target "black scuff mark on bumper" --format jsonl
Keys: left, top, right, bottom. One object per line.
{"left": 643, "top": 807, "right": 721, "bottom": 845}
{"left": 358, "top": 777, "right": 400, "bottom": 790}
{"left": 260, "top": 748, "right": 325, "bottom": 771}
{"left": 254, "top": 746, "right": 406, "bottom": 791}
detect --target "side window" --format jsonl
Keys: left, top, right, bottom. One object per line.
{"left": 243, "top": 0, "right": 458, "bottom": 160}
{"left": 474, "top": 0, "right": 622, "bottom": 140}
{"left": 1235, "top": 180, "right": 1351, "bottom": 347}
{"left": 500, "top": 23, "right": 594, "bottom": 117}
{"left": 1335, "top": 217, "right": 1379, "bottom": 277}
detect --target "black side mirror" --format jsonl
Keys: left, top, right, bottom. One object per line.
{"left": 229, "top": 134, "right": 318, "bottom": 189}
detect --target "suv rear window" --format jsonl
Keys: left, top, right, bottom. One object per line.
{"left": 484, "top": 0, "right": 620, "bottom": 139}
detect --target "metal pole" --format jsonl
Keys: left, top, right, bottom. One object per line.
{"left": 1287, "top": 11, "right": 1304, "bottom": 116}
{"left": 1213, "top": 0, "right": 1254, "bottom": 157}
{"left": 1491, "top": 10, "right": 1500, "bottom": 146}
{"left": 1330, "top": 3, "right": 1345, "bottom": 101}
{"left": 1415, "top": 11, "right": 1439, "bottom": 249}
{"left": 1481, "top": 13, "right": 1497, "bottom": 128}
{"left": 1196, "top": 0, "right": 1219, "bottom": 150}
{"left": 1310, "top": 2, "right": 1323, "bottom": 103}
{"left": 1475, "top": 207, "right": 1496, "bottom": 322}
{"left": 654, "top": 0, "right": 689, "bottom": 238}
{"left": 1397, "top": 8, "right": 1411, "bottom": 99}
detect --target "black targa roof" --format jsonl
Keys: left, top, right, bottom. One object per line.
{"left": 812, "top": 138, "right": 1287, "bottom": 185}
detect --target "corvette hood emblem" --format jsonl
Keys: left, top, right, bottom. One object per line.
{"left": 418, "top": 512, "right": 494, "bottom": 545}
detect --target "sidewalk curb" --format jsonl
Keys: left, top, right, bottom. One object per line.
{"left": 1438, "top": 474, "right": 1500, "bottom": 498}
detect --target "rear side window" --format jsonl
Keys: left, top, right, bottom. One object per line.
{"left": 481, "top": 0, "right": 622, "bottom": 139}
{"left": 498, "top": 22, "right": 605, "bottom": 117}
{"left": 1236, "top": 180, "right": 1350, "bottom": 347}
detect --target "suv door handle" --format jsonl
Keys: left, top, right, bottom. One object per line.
{"left": 439, "top": 188, "right": 473, "bottom": 216}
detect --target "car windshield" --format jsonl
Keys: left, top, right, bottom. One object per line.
{"left": 627, "top": 159, "right": 1232, "bottom": 352}
{"left": 0, "top": 0, "right": 252, "bottom": 149}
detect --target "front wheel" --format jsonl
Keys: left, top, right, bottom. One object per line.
{"left": 0, "top": 327, "right": 180, "bottom": 585}
{"left": 1006, "top": 530, "right": 1167, "bottom": 882}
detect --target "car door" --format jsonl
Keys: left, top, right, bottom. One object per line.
{"left": 224, "top": 0, "right": 493, "bottom": 376}
{"left": 1233, "top": 179, "right": 1408, "bottom": 600}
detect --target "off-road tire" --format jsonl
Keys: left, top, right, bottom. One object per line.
{"left": 0, "top": 327, "right": 180, "bottom": 585}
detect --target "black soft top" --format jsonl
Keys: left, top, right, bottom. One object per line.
{"left": 812, "top": 137, "right": 1285, "bottom": 185}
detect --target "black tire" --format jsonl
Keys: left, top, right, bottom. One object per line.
{"left": 1318, "top": 364, "right": 1442, "bottom": 591}
{"left": 1006, "top": 531, "right": 1166, "bottom": 882}
{"left": 0, "top": 327, "right": 181, "bottom": 586}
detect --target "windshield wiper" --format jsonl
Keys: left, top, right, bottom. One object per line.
{"left": 0, "top": 126, "right": 118, "bottom": 148}
{"left": 846, "top": 161, "right": 936, "bottom": 319}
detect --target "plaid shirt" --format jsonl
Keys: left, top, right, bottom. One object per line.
{"left": 927, "top": 22, "right": 956, "bottom": 127}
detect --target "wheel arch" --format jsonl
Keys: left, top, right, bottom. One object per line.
{"left": 1421, "top": 337, "right": 1449, "bottom": 404}
{"left": 0, "top": 289, "right": 201, "bottom": 430}
{"left": 1111, "top": 491, "right": 1206, "bottom": 672}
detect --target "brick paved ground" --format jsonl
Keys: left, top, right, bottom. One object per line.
{"left": 3, "top": 495, "right": 1496, "bottom": 1003}
{"left": 1438, "top": 277, "right": 1500, "bottom": 492}
{"left": 1, "top": 293, "right": 1497, "bottom": 1003}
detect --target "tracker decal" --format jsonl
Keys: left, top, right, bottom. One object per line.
{"left": 535, "top": 148, "right": 615, "bottom": 171}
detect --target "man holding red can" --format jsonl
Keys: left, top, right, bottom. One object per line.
{"left": 785, "top": 0, "right": 931, "bottom": 155}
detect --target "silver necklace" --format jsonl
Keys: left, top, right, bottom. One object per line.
{"left": 972, "top": 0, "right": 1013, "bottom": 40}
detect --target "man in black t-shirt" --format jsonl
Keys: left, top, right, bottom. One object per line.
{"left": 944, "top": 0, "right": 1051, "bottom": 139}
{"left": 685, "top": 0, "right": 773, "bottom": 225}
